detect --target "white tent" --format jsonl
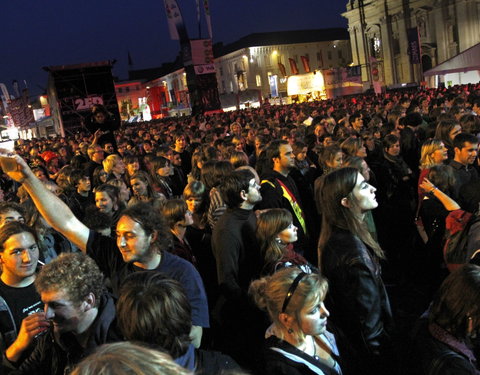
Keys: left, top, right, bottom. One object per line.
{"left": 424, "top": 43, "right": 480, "bottom": 86}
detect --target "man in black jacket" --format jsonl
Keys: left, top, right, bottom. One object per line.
{"left": 211, "top": 168, "right": 264, "bottom": 370}
{"left": 257, "top": 140, "right": 310, "bottom": 258}
{"left": 5, "top": 253, "right": 120, "bottom": 375}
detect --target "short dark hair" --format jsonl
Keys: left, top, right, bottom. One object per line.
{"left": 117, "top": 272, "right": 191, "bottom": 358}
{"left": 0, "top": 222, "right": 37, "bottom": 252}
{"left": 219, "top": 169, "right": 255, "bottom": 208}
{"left": 161, "top": 199, "right": 188, "bottom": 229}
{"left": 0, "top": 202, "right": 25, "bottom": 218}
{"left": 265, "top": 140, "right": 289, "bottom": 170}
{"left": 383, "top": 134, "right": 400, "bottom": 150}
{"left": 453, "top": 133, "right": 478, "bottom": 150}
{"left": 69, "top": 169, "right": 89, "bottom": 188}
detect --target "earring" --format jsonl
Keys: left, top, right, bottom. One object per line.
{"left": 468, "top": 316, "right": 477, "bottom": 338}
{"left": 288, "top": 328, "right": 293, "bottom": 334}
{"left": 275, "top": 238, "right": 283, "bottom": 244}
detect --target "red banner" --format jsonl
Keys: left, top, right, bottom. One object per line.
{"left": 289, "top": 58, "right": 299, "bottom": 75}
{"left": 278, "top": 63, "right": 287, "bottom": 77}
{"left": 301, "top": 56, "right": 310, "bottom": 73}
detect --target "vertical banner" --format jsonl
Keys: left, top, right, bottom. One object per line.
{"left": 278, "top": 63, "right": 287, "bottom": 77}
{"left": 0, "top": 83, "right": 11, "bottom": 111}
{"left": 269, "top": 75, "right": 279, "bottom": 97}
{"left": 163, "top": 0, "right": 188, "bottom": 41}
{"left": 203, "top": 0, "right": 213, "bottom": 39}
{"left": 300, "top": 56, "right": 310, "bottom": 73}
{"left": 407, "top": 27, "right": 421, "bottom": 64}
{"left": 369, "top": 57, "right": 382, "bottom": 95}
{"left": 289, "top": 58, "right": 299, "bottom": 75}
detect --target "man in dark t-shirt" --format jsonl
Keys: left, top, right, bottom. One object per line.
{"left": 4, "top": 156, "right": 208, "bottom": 348}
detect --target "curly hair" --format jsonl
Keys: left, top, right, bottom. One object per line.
{"left": 35, "top": 253, "right": 105, "bottom": 307}
{"left": 117, "top": 272, "right": 192, "bottom": 358}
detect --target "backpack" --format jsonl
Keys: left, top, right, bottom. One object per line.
{"left": 443, "top": 209, "right": 480, "bottom": 272}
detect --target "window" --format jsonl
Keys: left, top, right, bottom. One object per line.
{"left": 327, "top": 51, "right": 332, "bottom": 60}
{"left": 256, "top": 75, "right": 262, "bottom": 86}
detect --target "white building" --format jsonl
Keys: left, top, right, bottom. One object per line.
{"left": 342, "top": 0, "right": 480, "bottom": 88}
{"left": 213, "top": 29, "right": 352, "bottom": 107}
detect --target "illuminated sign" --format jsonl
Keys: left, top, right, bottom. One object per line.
{"left": 194, "top": 64, "right": 216, "bottom": 75}
{"left": 287, "top": 72, "right": 325, "bottom": 96}
{"left": 74, "top": 96, "right": 104, "bottom": 110}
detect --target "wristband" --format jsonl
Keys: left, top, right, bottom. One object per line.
{"left": 430, "top": 186, "right": 438, "bottom": 193}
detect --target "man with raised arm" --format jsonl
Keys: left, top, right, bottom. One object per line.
{"left": 2, "top": 154, "right": 208, "bottom": 348}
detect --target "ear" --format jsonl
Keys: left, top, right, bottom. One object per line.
{"left": 341, "top": 197, "right": 351, "bottom": 208}
{"left": 82, "top": 292, "right": 96, "bottom": 312}
{"left": 278, "top": 312, "right": 295, "bottom": 329}
{"left": 240, "top": 189, "right": 248, "bottom": 201}
{"left": 149, "top": 230, "right": 158, "bottom": 244}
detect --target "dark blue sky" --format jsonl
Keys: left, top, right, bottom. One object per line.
{"left": 1, "top": 1, "right": 348, "bottom": 96}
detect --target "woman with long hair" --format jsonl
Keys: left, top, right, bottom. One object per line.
{"left": 317, "top": 167, "right": 394, "bottom": 374}
{"left": 256, "top": 208, "right": 313, "bottom": 275}
{"left": 128, "top": 171, "right": 165, "bottom": 209}
{"left": 249, "top": 267, "right": 342, "bottom": 375}
{"left": 434, "top": 118, "right": 462, "bottom": 160}
{"left": 161, "top": 199, "right": 196, "bottom": 266}
{"left": 151, "top": 156, "right": 174, "bottom": 199}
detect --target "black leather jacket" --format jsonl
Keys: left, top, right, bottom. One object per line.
{"left": 320, "top": 227, "right": 394, "bottom": 373}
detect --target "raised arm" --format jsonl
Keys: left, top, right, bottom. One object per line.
{"left": 419, "top": 177, "right": 460, "bottom": 211}
{"left": 1, "top": 153, "right": 90, "bottom": 252}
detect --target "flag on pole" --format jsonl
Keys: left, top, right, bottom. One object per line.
{"left": 203, "top": 0, "right": 213, "bottom": 39}
{"left": 127, "top": 51, "right": 134, "bottom": 67}
{"left": 278, "top": 63, "right": 287, "bottom": 77}
{"left": 163, "top": 0, "right": 187, "bottom": 40}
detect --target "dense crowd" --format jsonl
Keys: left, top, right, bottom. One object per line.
{"left": 1, "top": 83, "right": 480, "bottom": 374}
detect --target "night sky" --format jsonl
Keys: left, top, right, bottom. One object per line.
{"left": 1, "top": 1, "right": 347, "bottom": 97}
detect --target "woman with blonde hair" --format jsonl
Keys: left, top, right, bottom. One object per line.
{"left": 418, "top": 139, "right": 448, "bottom": 201}
{"left": 249, "top": 267, "right": 341, "bottom": 375}
{"left": 256, "top": 208, "right": 313, "bottom": 275}
{"left": 102, "top": 154, "right": 126, "bottom": 181}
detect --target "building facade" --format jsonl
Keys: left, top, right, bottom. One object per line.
{"left": 343, "top": 0, "right": 480, "bottom": 87}
{"left": 213, "top": 29, "right": 351, "bottom": 106}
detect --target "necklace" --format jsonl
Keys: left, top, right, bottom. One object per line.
{"left": 312, "top": 336, "right": 320, "bottom": 361}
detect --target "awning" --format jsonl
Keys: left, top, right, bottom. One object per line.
{"left": 424, "top": 43, "right": 480, "bottom": 76}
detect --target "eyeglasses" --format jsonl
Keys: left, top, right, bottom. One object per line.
{"left": 249, "top": 180, "right": 261, "bottom": 190}
{"left": 281, "top": 272, "right": 307, "bottom": 313}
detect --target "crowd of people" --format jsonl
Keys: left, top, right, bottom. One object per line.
{"left": 1, "top": 84, "right": 480, "bottom": 374}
